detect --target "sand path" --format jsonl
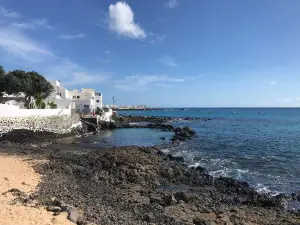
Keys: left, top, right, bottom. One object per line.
{"left": 0, "top": 154, "right": 74, "bottom": 225}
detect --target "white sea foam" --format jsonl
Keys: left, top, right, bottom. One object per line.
{"left": 161, "top": 148, "right": 170, "bottom": 153}
{"left": 189, "top": 162, "right": 201, "bottom": 168}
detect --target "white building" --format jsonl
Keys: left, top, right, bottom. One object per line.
{"left": 47, "top": 80, "right": 73, "bottom": 109}
{"left": 47, "top": 81, "right": 103, "bottom": 113}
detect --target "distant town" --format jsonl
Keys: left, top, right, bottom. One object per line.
{"left": 109, "top": 105, "right": 147, "bottom": 110}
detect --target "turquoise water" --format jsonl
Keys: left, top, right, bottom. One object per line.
{"left": 80, "top": 128, "right": 173, "bottom": 148}
{"left": 118, "top": 108, "right": 300, "bottom": 195}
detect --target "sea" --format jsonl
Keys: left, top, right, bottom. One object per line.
{"left": 81, "top": 108, "right": 300, "bottom": 196}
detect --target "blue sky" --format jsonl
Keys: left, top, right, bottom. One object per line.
{"left": 1, "top": 0, "right": 300, "bottom": 107}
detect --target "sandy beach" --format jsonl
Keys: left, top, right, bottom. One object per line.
{"left": 0, "top": 154, "right": 73, "bottom": 225}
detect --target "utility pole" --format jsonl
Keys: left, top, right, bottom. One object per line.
{"left": 112, "top": 96, "right": 116, "bottom": 109}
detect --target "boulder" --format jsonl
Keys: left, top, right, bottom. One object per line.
{"left": 46, "top": 206, "right": 62, "bottom": 213}
{"left": 193, "top": 218, "right": 215, "bottom": 225}
{"left": 67, "top": 208, "right": 81, "bottom": 223}
{"left": 163, "top": 194, "right": 177, "bottom": 206}
{"left": 150, "top": 196, "right": 165, "bottom": 206}
{"left": 174, "top": 192, "right": 189, "bottom": 202}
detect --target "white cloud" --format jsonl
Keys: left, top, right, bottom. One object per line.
{"left": 114, "top": 75, "right": 184, "bottom": 91}
{"left": 166, "top": 0, "right": 179, "bottom": 9}
{"left": 12, "top": 23, "right": 33, "bottom": 29}
{"left": 0, "top": 26, "right": 54, "bottom": 62}
{"left": 59, "top": 33, "right": 86, "bottom": 40}
{"left": 65, "top": 72, "right": 110, "bottom": 85}
{"left": 0, "top": 22, "right": 110, "bottom": 86}
{"left": 270, "top": 81, "right": 277, "bottom": 85}
{"left": 12, "top": 18, "right": 53, "bottom": 30}
{"left": 33, "top": 18, "right": 53, "bottom": 30}
{"left": 108, "top": 2, "right": 146, "bottom": 39}
{"left": 11, "top": 19, "right": 53, "bottom": 30}
{"left": 161, "top": 55, "right": 178, "bottom": 67}
{"left": 0, "top": 7, "right": 20, "bottom": 18}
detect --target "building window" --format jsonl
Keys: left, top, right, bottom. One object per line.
{"left": 96, "top": 100, "right": 99, "bottom": 103}
{"left": 77, "top": 96, "right": 80, "bottom": 99}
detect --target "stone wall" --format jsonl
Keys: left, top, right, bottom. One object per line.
{"left": 0, "top": 115, "right": 74, "bottom": 136}
{"left": 0, "top": 104, "right": 79, "bottom": 136}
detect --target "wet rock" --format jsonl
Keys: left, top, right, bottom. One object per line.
{"left": 159, "top": 137, "right": 166, "bottom": 140}
{"left": 214, "top": 177, "right": 252, "bottom": 195}
{"left": 190, "top": 166, "right": 206, "bottom": 173}
{"left": 166, "top": 154, "right": 185, "bottom": 163}
{"left": 172, "top": 140, "right": 180, "bottom": 147}
{"left": 292, "top": 192, "right": 300, "bottom": 201}
{"left": 156, "top": 150, "right": 165, "bottom": 156}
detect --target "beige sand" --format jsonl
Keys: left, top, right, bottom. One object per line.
{"left": 0, "top": 154, "right": 74, "bottom": 225}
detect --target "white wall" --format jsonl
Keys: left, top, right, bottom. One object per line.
{"left": 50, "top": 99, "right": 72, "bottom": 109}
{"left": 97, "top": 109, "right": 113, "bottom": 122}
{"left": 0, "top": 104, "right": 71, "bottom": 117}
{"left": 95, "top": 94, "right": 103, "bottom": 109}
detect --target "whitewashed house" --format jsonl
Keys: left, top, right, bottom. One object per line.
{"left": 68, "top": 88, "right": 103, "bottom": 113}
{"left": 47, "top": 80, "right": 74, "bottom": 109}
{"left": 47, "top": 81, "right": 103, "bottom": 113}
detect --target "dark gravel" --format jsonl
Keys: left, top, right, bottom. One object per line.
{"left": 1, "top": 141, "right": 299, "bottom": 225}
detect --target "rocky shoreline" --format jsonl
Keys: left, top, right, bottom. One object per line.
{"left": 0, "top": 116, "right": 300, "bottom": 224}
{"left": 0, "top": 139, "right": 300, "bottom": 224}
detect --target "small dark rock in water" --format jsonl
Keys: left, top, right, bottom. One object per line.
{"left": 214, "top": 177, "right": 252, "bottom": 195}
{"left": 166, "top": 154, "right": 184, "bottom": 163}
{"left": 292, "top": 192, "right": 300, "bottom": 201}
{"left": 160, "top": 137, "right": 166, "bottom": 140}
{"left": 195, "top": 166, "right": 206, "bottom": 173}
{"left": 156, "top": 150, "right": 165, "bottom": 156}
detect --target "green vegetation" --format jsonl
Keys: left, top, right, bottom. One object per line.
{"left": 48, "top": 101, "right": 58, "bottom": 109}
{"left": 0, "top": 65, "right": 54, "bottom": 109}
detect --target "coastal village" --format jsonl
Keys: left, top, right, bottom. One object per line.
{"left": 1, "top": 67, "right": 300, "bottom": 225}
